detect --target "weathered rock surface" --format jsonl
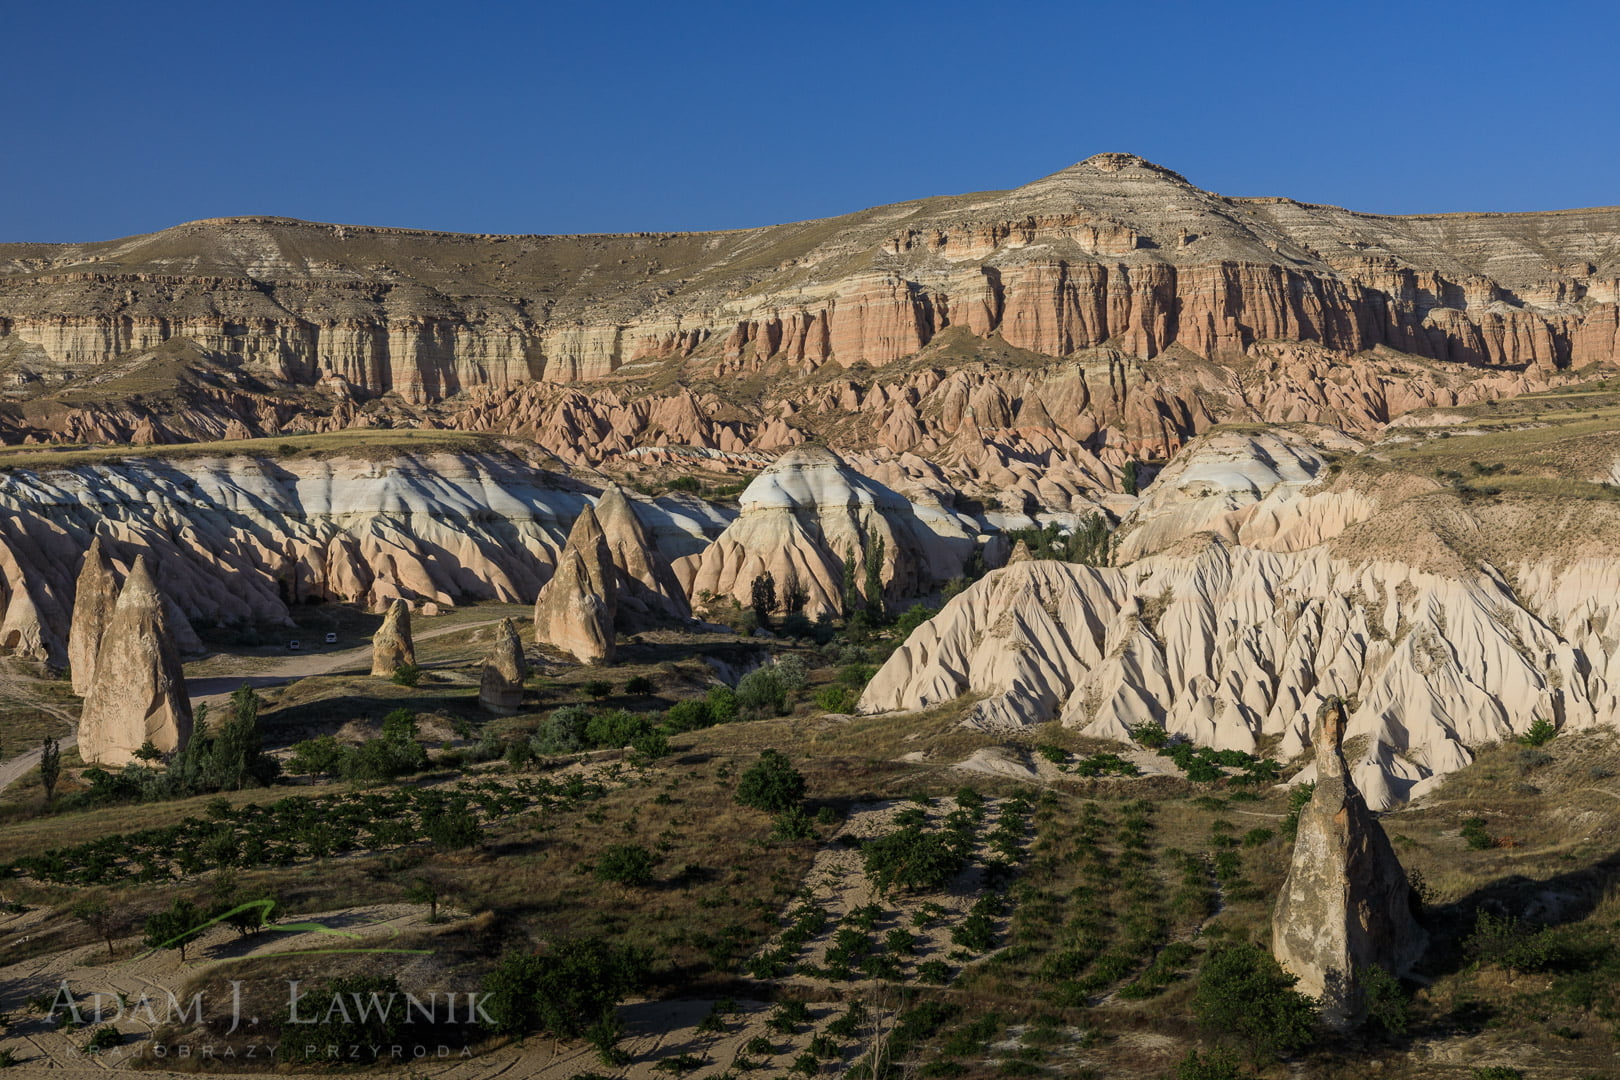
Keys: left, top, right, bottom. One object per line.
{"left": 859, "top": 542, "right": 1594, "bottom": 806}
{"left": 0, "top": 446, "right": 729, "bottom": 665}
{"left": 1273, "top": 701, "right": 1427, "bottom": 1029}
{"left": 2, "top": 155, "right": 1615, "bottom": 419}
{"left": 77, "top": 557, "right": 193, "bottom": 766}
{"left": 478, "top": 617, "right": 528, "bottom": 715}
{"left": 674, "top": 445, "right": 976, "bottom": 618}
{"left": 370, "top": 599, "right": 415, "bottom": 676}
{"left": 66, "top": 536, "right": 117, "bottom": 695}
{"left": 534, "top": 504, "right": 617, "bottom": 664}
{"left": 595, "top": 482, "right": 690, "bottom": 623}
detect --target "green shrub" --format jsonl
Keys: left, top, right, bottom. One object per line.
{"left": 773, "top": 654, "right": 809, "bottom": 693}
{"left": 1461, "top": 817, "right": 1495, "bottom": 850}
{"left": 582, "top": 679, "right": 614, "bottom": 699}
{"left": 814, "top": 686, "right": 858, "bottom": 713}
{"left": 706, "top": 684, "right": 739, "bottom": 723}
{"left": 586, "top": 709, "right": 653, "bottom": 748}
{"left": 392, "top": 663, "right": 421, "bottom": 687}
{"left": 425, "top": 808, "right": 483, "bottom": 849}
{"left": 770, "top": 806, "right": 817, "bottom": 841}
{"left": 1173, "top": 1047, "right": 1253, "bottom": 1080}
{"left": 1193, "top": 944, "right": 1316, "bottom": 1062}
{"left": 1281, "top": 782, "right": 1315, "bottom": 836}
{"left": 1129, "top": 722, "right": 1169, "bottom": 749}
{"left": 1518, "top": 717, "right": 1557, "bottom": 746}
{"left": 624, "top": 675, "right": 655, "bottom": 695}
{"left": 737, "top": 668, "right": 788, "bottom": 715}
{"left": 735, "top": 750, "right": 806, "bottom": 813}
{"left": 663, "top": 699, "right": 715, "bottom": 733}
{"left": 276, "top": 975, "right": 404, "bottom": 1062}
{"left": 595, "top": 844, "right": 656, "bottom": 886}
{"left": 480, "top": 937, "right": 649, "bottom": 1039}
{"left": 533, "top": 704, "right": 592, "bottom": 755}
{"left": 864, "top": 826, "right": 969, "bottom": 894}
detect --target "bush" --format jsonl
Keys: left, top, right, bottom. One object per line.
{"left": 706, "top": 684, "right": 739, "bottom": 723}
{"left": 1519, "top": 717, "right": 1557, "bottom": 746}
{"left": 864, "top": 825, "right": 970, "bottom": 894}
{"left": 595, "top": 844, "right": 656, "bottom": 886}
{"left": 814, "top": 686, "right": 858, "bottom": 713}
{"left": 426, "top": 808, "right": 483, "bottom": 849}
{"left": 480, "top": 937, "right": 650, "bottom": 1039}
{"left": 624, "top": 675, "right": 655, "bottom": 695}
{"left": 773, "top": 654, "right": 809, "bottom": 693}
{"left": 1461, "top": 817, "right": 1495, "bottom": 850}
{"left": 663, "top": 699, "right": 715, "bottom": 733}
{"left": 582, "top": 679, "right": 614, "bottom": 699}
{"left": 1193, "top": 944, "right": 1316, "bottom": 1062}
{"left": 392, "top": 663, "right": 421, "bottom": 687}
{"left": 1173, "top": 1047, "right": 1253, "bottom": 1080}
{"left": 770, "top": 806, "right": 816, "bottom": 841}
{"left": 534, "top": 705, "right": 592, "bottom": 755}
{"left": 287, "top": 734, "right": 345, "bottom": 778}
{"left": 1359, "top": 964, "right": 1410, "bottom": 1036}
{"left": 894, "top": 603, "right": 937, "bottom": 639}
{"left": 735, "top": 749, "right": 806, "bottom": 814}
{"left": 736, "top": 668, "right": 788, "bottom": 715}
{"left": 585, "top": 709, "right": 653, "bottom": 749}
{"left": 1130, "top": 723, "right": 1169, "bottom": 750}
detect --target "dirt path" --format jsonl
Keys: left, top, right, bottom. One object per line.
{"left": 0, "top": 733, "right": 77, "bottom": 795}
{"left": 185, "top": 618, "right": 506, "bottom": 711}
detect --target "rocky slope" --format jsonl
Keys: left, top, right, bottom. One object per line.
{"left": 0, "top": 436, "right": 728, "bottom": 666}
{"left": 3, "top": 155, "right": 1616, "bottom": 407}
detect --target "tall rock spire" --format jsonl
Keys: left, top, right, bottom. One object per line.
{"left": 78, "top": 556, "right": 194, "bottom": 766}
{"left": 1272, "top": 699, "right": 1427, "bottom": 1029}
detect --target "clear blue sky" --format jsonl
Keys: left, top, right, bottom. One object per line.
{"left": 5, "top": 0, "right": 1616, "bottom": 242}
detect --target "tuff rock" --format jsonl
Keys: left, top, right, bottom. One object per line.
{"left": 478, "top": 617, "right": 528, "bottom": 715}
{"left": 534, "top": 504, "right": 617, "bottom": 664}
{"left": 370, "top": 599, "right": 415, "bottom": 676}
{"left": 77, "top": 557, "right": 194, "bottom": 766}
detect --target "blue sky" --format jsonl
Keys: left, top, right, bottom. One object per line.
{"left": 5, "top": 1, "right": 1616, "bottom": 241}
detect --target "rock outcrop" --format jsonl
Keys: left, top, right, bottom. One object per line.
{"left": 1273, "top": 701, "right": 1427, "bottom": 1029}
{"left": 67, "top": 536, "right": 117, "bottom": 695}
{"left": 0, "top": 448, "right": 729, "bottom": 663}
{"left": 674, "top": 444, "right": 975, "bottom": 619}
{"left": 533, "top": 504, "right": 617, "bottom": 664}
{"left": 478, "top": 617, "right": 528, "bottom": 715}
{"left": 2, "top": 156, "right": 1615, "bottom": 418}
{"left": 77, "top": 557, "right": 193, "bottom": 766}
{"left": 859, "top": 542, "right": 1591, "bottom": 806}
{"left": 595, "top": 482, "right": 691, "bottom": 623}
{"left": 370, "top": 599, "right": 415, "bottom": 676}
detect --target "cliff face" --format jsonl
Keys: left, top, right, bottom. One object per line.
{"left": 2, "top": 155, "right": 1616, "bottom": 413}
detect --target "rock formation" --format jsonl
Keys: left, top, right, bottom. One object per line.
{"left": 594, "top": 482, "right": 691, "bottom": 623}
{"left": 478, "top": 617, "right": 528, "bottom": 715}
{"left": 2, "top": 155, "right": 1615, "bottom": 419}
{"left": 1272, "top": 700, "right": 1427, "bottom": 1029}
{"left": 674, "top": 444, "right": 975, "bottom": 619}
{"left": 66, "top": 537, "right": 117, "bottom": 695}
{"left": 858, "top": 541, "right": 1589, "bottom": 807}
{"left": 370, "top": 599, "right": 415, "bottom": 676}
{"left": 533, "top": 504, "right": 617, "bottom": 664}
{"left": 77, "top": 557, "right": 193, "bottom": 766}
{"left": 0, "top": 447, "right": 728, "bottom": 663}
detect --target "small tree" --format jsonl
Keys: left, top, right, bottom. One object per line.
{"left": 862, "top": 535, "right": 886, "bottom": 621}
{"left": 70, "top": 897, "right": 119, "bottom": 959}
{"left": 143, "top": 898, "right": 203, "bottom": 962}
{"left": 735, "top": 749, "right": 806, "bottom": 814}
{"left": 595, "top": 844, "right": 656, "bottom": 887}
{"left": 750, "top": 571, "right": 779, "bottom": 627}
{"left": 782, "top": 573, "right": 808, "bottom": 616}
{"left": 841, "top": 548, "right": 861, "bottom": 616}
{"left": 480, "top": 937, "right": 650, "bottom": 1040}
{"left": 405, "top": 876, "right": 442, "bottom": 922}
{"left": 40, "top": 735, "right": 61, "bottom": 806}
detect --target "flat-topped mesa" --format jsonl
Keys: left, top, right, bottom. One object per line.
{"left": 370, "top": 599, "right": 416, "bottom": 676}
{"left": 1272, "top": 699, "right": 1427, "bottom": 1030}
{"left": 534, "top": 504, "right": 618, "bottom": 664}
{"left": 77, "top": 556, "right": 194, "bottom": 766}
{"left": 595, "top": 482, "right": 691, "bottom": 624}
{"left": 478, "top": 617, "right": 528, "bottom": 715}
{"left": 67, "top": 536, "right": 118, "bottom": 696}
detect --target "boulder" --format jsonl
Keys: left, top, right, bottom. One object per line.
{"left": 1272, "top": 700, "right": 1427, "bottom": 1029}
{"left": 370, "top": 599, "right": 416, "bottom": 676}
{"left": 77, "top": 557, "right": 194, "bottom": 766}
{"left": 67, "top": 536, "right": 117, "bottom": 696}
{"left": 534, "top": 504, "right": 617, "bottom": 664}
{"left": 479, "top": 617, "right": 528, "bottom": 714}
